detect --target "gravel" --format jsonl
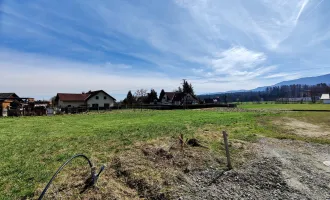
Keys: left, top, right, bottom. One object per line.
{"left": 175, "top": 138, "right": 330, "bottom": 200}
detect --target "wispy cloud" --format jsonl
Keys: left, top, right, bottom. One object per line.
{"left": 0, "top": 50, "right": 277, "bottom": 98}
{"left": 295, "top": 0, "right": 310, "bottom": 25}
{"left": 0, "top": 0, "right": 330, "bottom": 98}
{"left": 210, "top": 46, "right": 267, "bottom": 72}
{"left": 264, "top": 72, "right": 301, "bottom": 80}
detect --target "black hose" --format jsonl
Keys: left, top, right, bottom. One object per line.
{"left": 38, "top": 154, "right": 94, "bottom": 200}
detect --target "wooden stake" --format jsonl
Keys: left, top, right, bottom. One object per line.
{"left": 222, "top": 131, "right": 232, "bottom": 170}
{"left": 180, "top": 134, "right": 184, "bottom": 150}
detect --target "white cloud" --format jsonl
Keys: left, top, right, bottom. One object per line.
{"left": 174, "top": 0, "right": 315, "bottom": 50}
{"left": 191, "top": 46, "right": 277, "bottom": 80}
{"left": 0, "top": 50, "right": 279, "bottom": 99}
{"left": 210, "top": 46, "right": 266, "bottom": 72}
{"left": 295, "top": 0, "right": 310, "bottom": 25}
{"left": 264, "top": 72, "right": 302, "bottom": 80}
{"left": 102, "top": 62, "right": 132, "bottom": 69}
{"left": 1, "top": 0, "right": 329, "bottom": 97}
{"left": 265, "top": 73, "right": 291, "bottom": 78}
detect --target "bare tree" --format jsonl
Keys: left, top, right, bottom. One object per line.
{"left": 134, "top": 89, "right": 148, "bottom": 102}
{"left": 50, "top": 96, "right": 56, "bottom": 107}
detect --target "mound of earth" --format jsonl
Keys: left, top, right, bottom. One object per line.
{"left": 35, "top": 137, "right": 330, "bottom": 200}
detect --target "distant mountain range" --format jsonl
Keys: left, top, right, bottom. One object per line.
{"left": 199, "top": 73, "right": 330, "bottom": 96}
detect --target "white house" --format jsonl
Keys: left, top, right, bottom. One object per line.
{"left": 55, "top": 90, "right": 116, "bottom": 109}
{"left": 86, "top": 90, "right": 116, "bottom": 109}
{"left": 320, "top": 94, "right": 330, "bottom": 104}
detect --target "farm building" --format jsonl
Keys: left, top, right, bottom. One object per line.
{"left": 161, "top": 92, "right": 199, "bottom": 105}
{"left": 55, "top": 90, "right": 116, "bottom": 110}
{"left": 0, "top": 93, "right": 20, "bottom": 117}
{"left": 320, "top": 94, "right": 330, "bottom": 104}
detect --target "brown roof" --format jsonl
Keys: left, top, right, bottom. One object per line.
{"left": 56, "top": 93, "right": 90, "bottom": 102}
{"left": 172, "top": 92, "right": 185, "bottom": 102}
{"left": 0, "top": 93, "right": 19, "bottom": 99}
{"left": 165, "top": 92, "right": 176, "bottom": 101}
{"left": 56, "top": 90, "right": 116, "bottom": 102}
{"left": 169, "top": 92, "right": 199, "bottom": 103}
{"left": 86, "top": 90, "right": 116, "bottom": 101}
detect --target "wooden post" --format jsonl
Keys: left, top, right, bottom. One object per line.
{"left": 222, "top": 131, "right": 232, "bottom": 170}
{"left": 180, "top": 134, "right": 184, "bottom": 150}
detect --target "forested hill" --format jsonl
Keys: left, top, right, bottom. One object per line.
{"left": 198, "top": 74, "right": 330, "bottom": 99}
{"left": 199, "top": 83, "right": 330, "bottom": 103}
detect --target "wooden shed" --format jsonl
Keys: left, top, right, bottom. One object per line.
{"left": 0, "top": 93, "right": 20, "bottom": 117}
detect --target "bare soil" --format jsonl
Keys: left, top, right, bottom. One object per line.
{"left": 36, "top": 137, "right": 330, "bottom": 200}
{"left": 278, "top": 117, "right": 330, "bottom": 137}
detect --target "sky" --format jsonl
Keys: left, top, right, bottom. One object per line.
{"left": 1, "top": 0, "right": 330, "bottom": 100}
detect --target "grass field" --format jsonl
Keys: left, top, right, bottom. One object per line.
{"left": 0, "top": 110, "right": 267, "bottom": 199}
{"left": 238, "top": 103, "right": 330, "bottom": 110}
{"left": 0, "top": 109, "right": 329, "bottom": 199}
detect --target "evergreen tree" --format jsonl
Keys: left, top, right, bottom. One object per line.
{"left": 181, "top": 80, "right": 195, "bottom": 95}
{"left": 159, "top": 89, "right": 165, "bottom": 102}
{"left": 126, "top": 90, "right": 134, "bottom": 105}
{"left": 147, "top": 89, "right": 158, "bottom": 103}
{"left": 174, "top": 87, "right": 183, "bottom": 93}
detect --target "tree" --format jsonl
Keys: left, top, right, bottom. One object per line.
{"left": 50, "top": 96, "right": 56, "bottom": 106}
{"left": 182, "top": 80, "right": 195, "bottom": 95}
{"left": 224, "top": 95, "right": 228, "bottom": 104}
{"left": 126, "top": 90, "right": 134, "bottom": 105}
{"left": 159, "top": 89, "right": 165, "bottom": 102}
{"left": 135, "top": 89, "right": 147, "bottom": 98}
{"left": 147, "top": 89, "right": 158, "bottom": 104}
{"left": 174, "top": 87, "right": 183, "bottom": 93}
{"left": 134, "top": 89, "right": 148, "bottom": 103}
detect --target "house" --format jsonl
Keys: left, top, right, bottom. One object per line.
{"left": 161, "top": 92, "right": 176, "bottom": 105}
{"left": 0, "top": 93, "right": 21, "bottom": 117}
{"left": 161, "top": 92, "right": 199, "bottom": 105}
{"left": 320, "top": 94, "right": 330, "bottom": 104}
{"left": 55, "top": 90, "right": 116, "bottom": 110}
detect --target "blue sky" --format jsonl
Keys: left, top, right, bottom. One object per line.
{"left": 1, "top": 0, "right": 329, "bottom": 100}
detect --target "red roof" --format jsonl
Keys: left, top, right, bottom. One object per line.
{"left": 57, "top": 93, "right": 90, "bottom": 102}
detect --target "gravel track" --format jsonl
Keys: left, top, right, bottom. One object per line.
{"left": 177, "top": 138, "right": 330, "bottom": 200}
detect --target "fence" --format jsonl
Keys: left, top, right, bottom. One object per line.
{"left": 114, "top": 103, "right": 237, "bottom": 110}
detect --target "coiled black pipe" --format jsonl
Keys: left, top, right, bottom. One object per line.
{"left": 38, "top": 154, "right": 104, "bottom": 200}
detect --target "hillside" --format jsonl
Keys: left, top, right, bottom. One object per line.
{"left": 274, "top": 73, "right": 330, "bottom": 86}
{"left": 199, "top": 73, "right": 330, "bottom": 96}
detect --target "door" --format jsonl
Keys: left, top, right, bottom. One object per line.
{"left": 104, "top": 103, "right": 110, "bottom": 109}
{"left": 92, "top": 104, "right": 99, "bottom": 110}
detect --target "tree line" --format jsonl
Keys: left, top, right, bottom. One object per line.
{"left": 122, "top": 80, "right": 195, "bottom": 105}
{"left": 200, "top": 83, "right": 330, "bottom": 103}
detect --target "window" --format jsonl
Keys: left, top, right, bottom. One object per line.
{"left": 104, "top": 96, "right": 107, "bottom": 100}
{"left": 96, "top": 96, "right": 99, "bottom": 100}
